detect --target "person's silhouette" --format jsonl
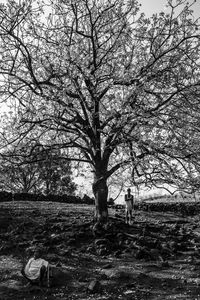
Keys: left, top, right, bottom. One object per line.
{"left": 124, "top": 188, "right": 134, "bottom": 225}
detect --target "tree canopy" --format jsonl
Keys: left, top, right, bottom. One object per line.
{"left": 0, "top": 0, "right": 200, "bottom": 219}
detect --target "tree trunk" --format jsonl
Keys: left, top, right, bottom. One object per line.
{"left": 92, "top": 174, "right": 108, "bottom": 223}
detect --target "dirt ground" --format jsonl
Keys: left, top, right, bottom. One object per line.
{"left": 1, "top": 201, "right": 200, "bottom": 299}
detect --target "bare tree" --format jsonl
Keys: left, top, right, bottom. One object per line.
{"left": 0, "top": 0, "right": 200, "bottom": 221}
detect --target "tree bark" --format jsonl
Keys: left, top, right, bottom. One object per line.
{"left": 92, "top": 173, "right": 108, "bottom": 223}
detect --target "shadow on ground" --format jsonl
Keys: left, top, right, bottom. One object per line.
{"left": 1, "top": 202, "right": 200, "bottom": 299}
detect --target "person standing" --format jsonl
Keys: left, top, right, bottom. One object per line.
{"left": 124, "top": 188, "right": 134, "bottom": 225}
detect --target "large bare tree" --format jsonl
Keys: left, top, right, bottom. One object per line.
{"left": 0, "top": 0, "right": 200, "bottom": 221}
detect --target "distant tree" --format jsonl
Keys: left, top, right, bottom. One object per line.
{"left": 37, "top": 147, "right": 77, "bottom": 195}
{"left": 0, "top": 151, "right": 40, "bottom": 193}
{"left": 0, "top": 142, "right": 76, "bottom": 195}
{"left": 0, "top": 0, "right": 200, "bottom": 221}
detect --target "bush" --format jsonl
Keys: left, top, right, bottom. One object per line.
{"left": 108, "top": 197, "right": 115, "bottom": 206}
{"left": 138, "top": 201, "right": 200, "bottom": 216}
{"left": 0, "top": 191, "right": 93, "bottom": 205}
{"left": 0, "top": 191, "right": 12, "bottom": 202}
{"left": 82, "top": 194, "right": 94, "bottom": 204}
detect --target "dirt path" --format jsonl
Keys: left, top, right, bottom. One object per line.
{"left": 1, "top": 201, "right": 200, "bottom": 299}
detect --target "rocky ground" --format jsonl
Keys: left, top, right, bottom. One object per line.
{"left": 1, "top": 201, "right": 200, "bottom": 299}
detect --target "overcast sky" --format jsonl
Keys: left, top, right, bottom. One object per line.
{"left": 0, "top": 0, "right": 199, "bottom": 15}
{"left": 0, "top": 0, "right": 199, "bottom": 18}
{"left": 139, "top": 0, "right": 200, "bottom": 18}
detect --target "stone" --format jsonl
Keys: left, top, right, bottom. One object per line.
{"left": 86, "top": 246, "right": 95, "bottom": 253}
{"left": 103, "top": 269, "right": 132, "bottom": 280}
{"left": 50, "top": 233, "right": 62, "bottom": 243}
{"left": 87, "top": 279, "right": 101, "bottom": 293}
{"left": 57, "top": 249, "right": 70, "bottom": 256}
{"left": 114, "top": 250, "right": 121, "bottom": 257}
{"left": 102, "top": 263, "right": 113, "bottom": 269}
{"left": 124, "top": 239, "right": 131, "bottom": 245}
{"left": 16, "top": 241, "right": 30, "bottom": 248}
{"left": 98, "top": 248, "right": 107, "bottom": 256}
{"left": 116, "top": 233, "right": 124, "bottom": 239}
{"left": 120, "top": 252, "right": 133, "bottom": 259}
{"left": 94, "top": 238, "right": 108, "bottom": 246}
{"left": 46, "top": 253, "right": 60, "bottom": 262}
{"left": 169, "top": 241, "right": 176, "bottom": 249}
{"left": 194, "top": 278, "right": 200, "bottom": 286}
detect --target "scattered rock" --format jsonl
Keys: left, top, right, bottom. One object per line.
{"left": 86, "top": 246, "right": 95, "bottom": 253}
{"left": 98, "top": 248, "right": 107, "bottom": 256}
{"left": 103, "top": 268, "right": 132, "bottom": 280}
{"left": 87, "top": 279, "right": 101, "bottom": 293}
{"left": 102, "top": 263, "right": 112, "bottom": 269}
{"left": 46, "top": 253, "right": 60, "bottom": 262}
{"left": 192, "top": 278, "right": 200, "bottom": 286}
{"left": 57, "top": 248, "right": 71, "bottom": 257}
{"left": 95, "top": 238, "right": 108, "bottom": 246}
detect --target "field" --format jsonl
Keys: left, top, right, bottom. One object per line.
{"left": 1, "top": 201, "right": 200, "bottom": 299}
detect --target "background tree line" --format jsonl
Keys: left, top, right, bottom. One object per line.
{"left": 0, "top": 142, "right": 77, "bottom": 195}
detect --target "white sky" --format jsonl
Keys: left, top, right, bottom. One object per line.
{"left": 0, "top": 0, "right": 199, "bottom": 16}
{"left": 139, "top": 0, "right": 200, "bottom": 18}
